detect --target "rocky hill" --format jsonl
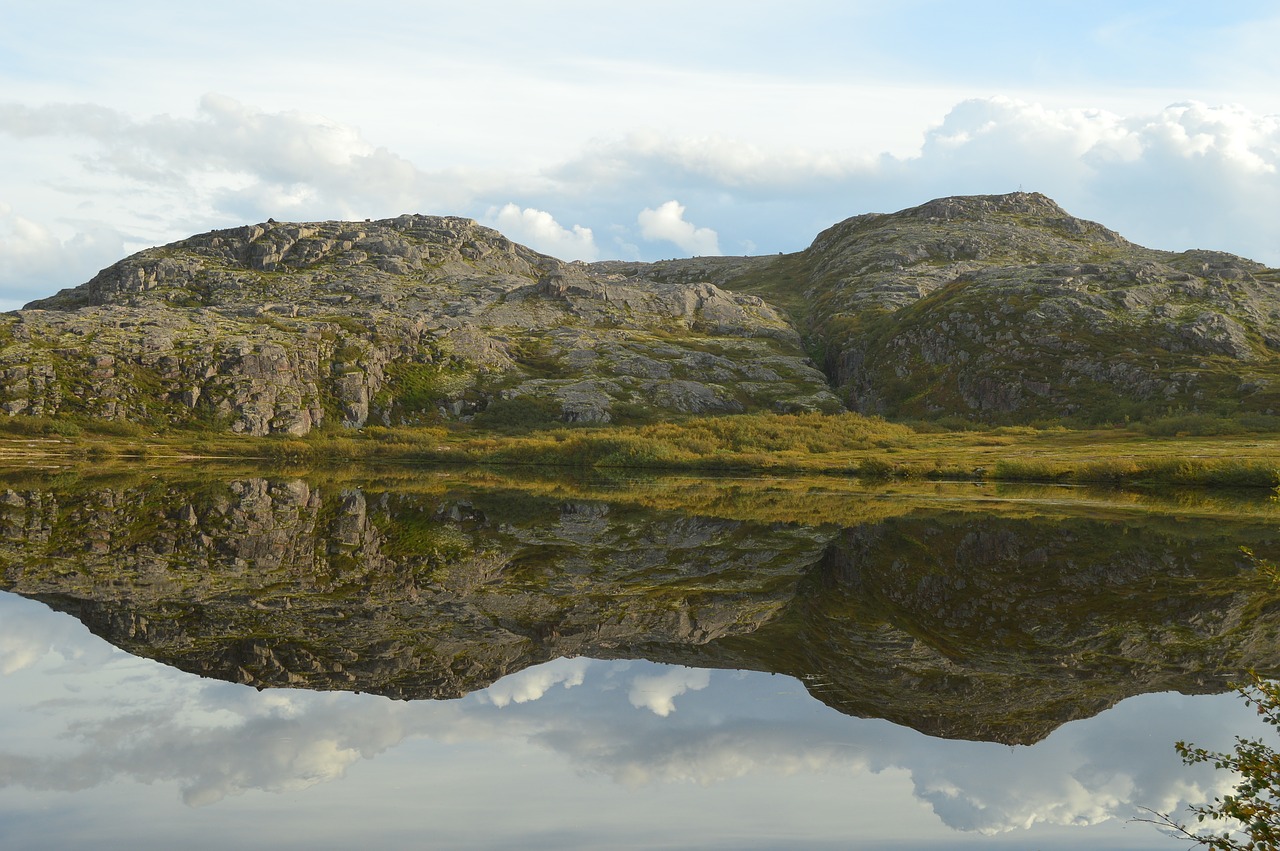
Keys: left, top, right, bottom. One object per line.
{"left": 3, "top": 217, "right": 836, "bottom": 435}
{"left": 3, "top": 192, "right": 1279, "bottom": 432}
{"left": 737, "top": 193, "right": 1280, "bottom": 422}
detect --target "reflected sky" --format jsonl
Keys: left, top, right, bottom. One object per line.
{"left": 0, "top": 591, "right": 1261, "bottom": 850}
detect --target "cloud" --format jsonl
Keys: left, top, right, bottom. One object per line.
{"left": 4, "top": 94, "right": 1280, "bottom": 307}
{"left": 909, "top": 97, "right": 1280, "bottom": 263}
{"left": 1129, "top": 101, "right": 1278, "bottom": 173}
{"left": 486, "top": 203, "right": 599, "bottom": 261}
{"left": 0, "top": 95, "right": 457, "bottom": 224}
{"left": 637, "top": 200, "right": 720, "bottom": 256}
{"left": 537, "top": 97, "right": 1280, "bottom": 265}
{"left": 553, "top": 132, "right": 870, "bottom": 194}
{"left": 627, "top": 666, "right": 711, "bottom": 716}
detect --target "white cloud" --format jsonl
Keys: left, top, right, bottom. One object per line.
{"left": 555, "top": 132, "right": 871, "bottom": 192}
{"left": 549, "top": 97, "right": 1280, "bottom": 264}
{"left": 486, "top": 203, "right": 599, "bottom": 261}
{"left": 914, "top": 96, "right": 1280, "bottom": 184}
{"left": 627, "top": 666, "right": 711, "bottom": 716}
{"left": 910, "top": 97, "right": 1280, "bottom": 263}
{"left": 637, "top": 200, "right": 720, "bottom": 256}
{"left": 0, "top": 96, "right": 453, "bottom": 224}
{"left": 4, "top": 94, "right": 1280, "bottom": 307}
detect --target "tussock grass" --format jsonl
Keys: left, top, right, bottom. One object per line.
{"left": 481, "top": 412, "right": 912, "bottom": 471}
{"left": 993, "top": 456, "right": 1280, "bottom": 488}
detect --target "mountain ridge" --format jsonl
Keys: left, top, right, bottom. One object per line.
{"left": 4, "top": 192, "right": 1279, "bottom": 433}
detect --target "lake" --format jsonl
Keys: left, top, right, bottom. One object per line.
{"left": 1, "top": 464, "right": 1277, "bottom": 849}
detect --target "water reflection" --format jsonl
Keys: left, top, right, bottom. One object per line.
{"left": 1, "top": 466, "right": 1278, "bottom": 847}
{"left": 0, "top": 591, "right": 1258, "bottom": 848}
{"left": 3, "top": 469, "right": 1277, "bottom": 742}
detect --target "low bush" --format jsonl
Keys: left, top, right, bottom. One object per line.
{"left": 472, "top": 396, "right": 563, "bottom": 431}
{"left": 1137, "top": 413, "right": 1245, "bottom": 437}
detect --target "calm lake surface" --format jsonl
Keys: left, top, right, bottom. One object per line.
{"left": 2, "top": 464, "right": 1278, "bottom": 849}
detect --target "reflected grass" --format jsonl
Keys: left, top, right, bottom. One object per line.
{"left": 2, "top": 460, "right": 1277, "bottom": 531}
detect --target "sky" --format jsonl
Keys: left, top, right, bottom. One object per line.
{"left": 1, "top": 2, "right": 1279, "bottom": 310}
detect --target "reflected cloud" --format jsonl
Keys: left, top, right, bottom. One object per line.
{"left": 0, "top": 649, "right": 1250, "bottom": 836}
{"left": 627, "top": 666, "right": 711, "bottom": 716}
{"left": 2, "top": 683, "right": 424, "bottom": 806}
{"left": 0, "top": 594, "right": 1262, "bottom": 836}
{"left": 480, "top": 657, "right": 592, "bottom": 708}
{"left": 0, "top": 593, "right": 117, "bottom": 675}
{"left": 533, "top": 681, "right": 1245, "bottom": 836}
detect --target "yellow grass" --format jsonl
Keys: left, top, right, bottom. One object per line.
{"left": 3, "top": 411, "right": 1278, "bottom": 489}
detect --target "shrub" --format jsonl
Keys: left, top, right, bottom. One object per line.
{"left": 1138, "top": 414, "right": 1245, "bottom": 437}
{"left": 1143, "top": 673, "right": 1280, "bottom": 849}
{"left": 0, "top": 416, "right": 85, "bottom": 438}
{"left": 473, "top": 396, "right": 563, "bottom": 431}
{"left": 858, "top": 457, "right": 898, "bottom": 479}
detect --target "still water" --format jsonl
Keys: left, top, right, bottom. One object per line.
{"left": 1, "top": 465, "right": 1278, "bottom": 848}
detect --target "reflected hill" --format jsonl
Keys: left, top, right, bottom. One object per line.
{"left": 2, "top": 466, "right": 1278, "bottom": 744}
